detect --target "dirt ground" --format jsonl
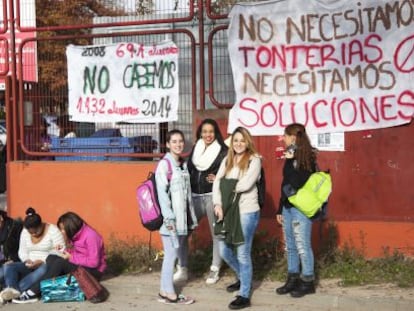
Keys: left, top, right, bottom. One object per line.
{"left": 3, "top": 273, "right": 413, "bottom": 311}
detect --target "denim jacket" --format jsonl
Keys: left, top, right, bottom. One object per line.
{"left": 155, "top": 153, "right": 198, "bottom": 236}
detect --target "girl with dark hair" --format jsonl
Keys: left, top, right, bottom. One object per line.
{"left": 156, "top": 129, "right": 197, "bottom": 305}
{"left": 0, "top": 211, "right": 23, "bottom": 287}
{"left": 275, "top": 123, "right": 318, "bottom": 298}
{"left": 0, "top": 208, "right": 64, "bottom": 303}
{"left": 184, "top": 119, "right": 228, "bottom": 284}
{"left": 13, "top": 212, "right": 107, "bottom": 304}
{"left": 212, "top": 126, "right": 262, "bottom": 309}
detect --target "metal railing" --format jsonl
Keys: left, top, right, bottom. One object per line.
{"left": 0, "top": 0, "right": 249, "bottom": 161}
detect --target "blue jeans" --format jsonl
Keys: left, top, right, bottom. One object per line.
{"left": 219, "top": 211, "right": 259, "bottom": 298}
{"left": 193, "top": 194, "right": 222, "bottom": 269}
{"left": 160, "top": 234, "right": 187, "bottom": 295}
{"left": 3, "top": 262, "right": 47, "bottom": 292}
{"left": 282, "top": 207, "right": 314, "bottom": 281}
{"left": 0, "top": 266, "right": 4, "bottom": 288}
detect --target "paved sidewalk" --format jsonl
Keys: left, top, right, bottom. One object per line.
{"left": 2, "top": 273, "right": 413, "bottom": 310}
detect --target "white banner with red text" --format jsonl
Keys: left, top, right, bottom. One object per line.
{"left": 227, "top": 0, "right": 414, "bottom": 135}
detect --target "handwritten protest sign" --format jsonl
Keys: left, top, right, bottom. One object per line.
{"left": 227, "top": 0, "right": 414, "bottom": 135}
{"left": 67, "top": 41, "right": 179, "bottom": 123}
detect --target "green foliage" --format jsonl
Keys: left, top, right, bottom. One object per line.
{"left": 251, "top": 230, "right": 283, "bottom": 280}
{"left": 105, "top": 235, "right": 161, "bottom": 276}
{"left": 35, "top": 0, "right": 126, "bottom": 95}
{"left": 315, "top": 223, "right": 414, "bottom": 287}
{"left": 188, "top": 247, "right": 214, "bottom": 278}
{"left": 105, "top": 225, "right": 414, "bottom": 288}
{"left": 136, "top": 0, "right": 154, "bottom": 15}
{"left": 318, "top": 244, "right": 414, "bottom": 287}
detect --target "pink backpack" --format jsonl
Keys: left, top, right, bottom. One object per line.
{"left": 136, "top": 158, "right": 172, "bottom": 231}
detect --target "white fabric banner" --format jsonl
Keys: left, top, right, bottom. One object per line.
{"left": 227, "top": 0, "right": 414, "bottom": 135}
{"left": 67, "top": 41, "right": 179, "bottom": 123}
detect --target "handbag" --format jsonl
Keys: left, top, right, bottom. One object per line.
{"left": 40, "top": 274, "right": 85, "bottom": 303}
{"left": 72, "top": 266, "right": 109, "bottom": 303}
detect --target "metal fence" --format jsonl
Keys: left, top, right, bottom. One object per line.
{"left": 1, "top": 0, "right": 267, "bottom": 161}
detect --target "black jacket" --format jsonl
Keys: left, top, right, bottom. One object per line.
{"left": 277, "top": 158, "right": 315, "bottom": 214}
{"left": 187, "top": 144, "right": 228, "bottom": 195}
{"left": 0, "top": 217, "right": 23, "bottom": 263}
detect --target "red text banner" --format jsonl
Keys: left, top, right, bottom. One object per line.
{"left": 227, "top": 0, "right": 414, "bottom": 135}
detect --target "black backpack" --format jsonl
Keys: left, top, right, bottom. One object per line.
{"left": 248, "top": 159, "right": 266, "bottom": 209}
{"left": 257, "top": 167, "right": 266, "bottom": 209}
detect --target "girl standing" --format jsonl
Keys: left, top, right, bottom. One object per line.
{"left": 276, "top": 123, "right": 317, "bottom": 298}
{"left": 156, "top": 129, "right": 197, "bottom": 305}
{"left": 213, "top": 127, "right": 261, "bottom": 310}
{"left": 185, "top": 119, "right": 228, "bottom": 284}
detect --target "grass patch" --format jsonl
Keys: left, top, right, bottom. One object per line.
{"left": 315, "top": 222, "right": 414, "bottom": 287}
{"left": 105, "top": 235, "right": 162, "bottom": 275}
{"left": 320, "top": 244, "right": 414, "bottom": 287}
{"left": 105, "top": 223, "right": 414, "bottom": 288}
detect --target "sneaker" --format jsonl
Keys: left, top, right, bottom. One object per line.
{"left": 173, "top": 265, "right": 188, "bottom": 282}
{"left": 12, "top": 290, "right": 38, "bottom": 304}
{"left": 159, "top": 294, "right": 194, "bottom": 305}
{"left": 206, "top": 266, "right": 220, "bottom": 285}
{"left": 0, "top": 287, "right": 20, "bottom": 302}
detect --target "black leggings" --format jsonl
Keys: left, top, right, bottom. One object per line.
{"left": 31, "top": 255, "right": 102, "bottom": 295}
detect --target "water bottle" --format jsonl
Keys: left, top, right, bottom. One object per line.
{"left": 170, "top": 229, "right": 179, "bottom": 249}
{"left": 166, "top": 219, "right": 179, "bottom": 249}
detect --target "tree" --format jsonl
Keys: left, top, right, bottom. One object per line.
{"left": 135, "top": 0, "right": 154, "bottom": 15}
{"left": 35, "top": 0, "right": 125, "bottom": 111}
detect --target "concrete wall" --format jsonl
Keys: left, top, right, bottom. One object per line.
{"left": 6, "top": 116, "right": 414, "bottom": 258}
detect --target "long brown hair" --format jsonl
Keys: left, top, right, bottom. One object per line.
{"left": 225, "top": 127, "right": 259, "bottom": 175}
{"left": 57, "top": 212, "right": 84, "bottom": 240}
{"left": 284, "top": 123, "right": 316, "bottom": 171}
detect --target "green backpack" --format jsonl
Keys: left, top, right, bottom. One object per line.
{"left": 288, "top": 171, "right": 332, "bottom": 218}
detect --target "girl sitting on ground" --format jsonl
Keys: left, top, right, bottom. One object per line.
{"left": 0, "top": 207, "right": 65, "bottom": 303}
{"left": 13, "top": 212, "right": 107, "bottom": 303}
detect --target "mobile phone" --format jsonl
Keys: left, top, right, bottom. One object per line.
{"left": 285, "top": 144, "right": 297, "bottom": 155}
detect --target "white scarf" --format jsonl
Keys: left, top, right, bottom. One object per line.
{"left": 192, "top": 139, "right": 221, "bottom": 171}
